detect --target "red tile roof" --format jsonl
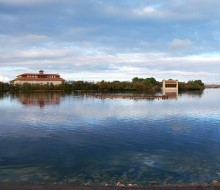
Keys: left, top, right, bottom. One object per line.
{"left": 18, "top": 73, "right": 60, "bottom": 77}
{"left": 164, "top": 80, "right": 178, "bottom": 84}
{"left": 14, "top": 77, "right": 64, "bottom": 81}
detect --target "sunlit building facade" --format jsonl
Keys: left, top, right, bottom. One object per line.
{"left": 11, "top": 70, "right": 65, "bottom": 85}
{"left": 162, "top": 79, "right": 178, "bottom": 98}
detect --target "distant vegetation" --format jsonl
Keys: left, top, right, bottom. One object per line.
{"left": 0, "top": 78, "right": 205, "bottom": 92}
{"left": 0, "top": 82, "right": 11, "bottom": 92}
{"left": 178, "top": 80, "right": 205, "bottom": 91}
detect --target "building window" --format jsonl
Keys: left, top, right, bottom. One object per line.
{"left": 165, "top": 84, "right": 177, "bottom": 88}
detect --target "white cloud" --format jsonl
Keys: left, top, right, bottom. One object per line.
{"left": 0, "top": 35, "right": 50, "bottom": 48}
{"left": 2, "top": 48, "right": 220, "bottom": 84}
{"left": 134, "top": 6, "right": 157, "bottom": 16}
{"left": 0, "top": 75, "right": 10, "bottom": 82}
{"left": 132, "top": 5, "right": 202, "bottom": 20}
{"left": 18, "top": 48, "right": 75, "bottom": 59}
{"left": 169, "top": 39, "right": 194, "bottom": 50}
{"left": 1, "top": 0, "right": 220, "bottom": 84}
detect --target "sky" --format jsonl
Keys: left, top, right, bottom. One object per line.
{"left": 0, "top": 0, "right": 220, "bottom": 84}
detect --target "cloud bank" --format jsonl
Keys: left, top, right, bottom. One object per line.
{"left": 0, "top": 0, "right": 220, "bottom": 83}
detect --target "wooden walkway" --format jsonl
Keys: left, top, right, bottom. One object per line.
{"left": 83, "top": 94, "right": 169, "bottom": 100}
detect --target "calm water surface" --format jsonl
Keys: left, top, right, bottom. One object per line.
{"left": 0, "top": 89, "right": 220, "bottom": 185}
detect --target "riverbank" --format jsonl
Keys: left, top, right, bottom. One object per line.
{"left": 205, "top": 85, "right": 220, "bottom": 88}
{"left": 1, "top": 183, "right": 220, "bottom": 190}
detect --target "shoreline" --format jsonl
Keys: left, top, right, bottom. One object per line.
{"left": 205, "top": 85, "right": 220, "bottom": 88}
{"left": 83, "top": 94, "right": 170, "bottom": 100}
{"left": 1, "top": 183, "right": 220, "bottom": 190}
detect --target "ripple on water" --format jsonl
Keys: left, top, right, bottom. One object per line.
{"left": 0, "top": 89, "right": 220, "bottom": 184}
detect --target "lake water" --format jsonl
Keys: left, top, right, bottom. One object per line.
{"left": 0, "top": 89, "right": 220, "bottom": 185}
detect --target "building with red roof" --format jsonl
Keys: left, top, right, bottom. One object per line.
{"left": 11, "top": 70, "right": 65, "bottom": 85}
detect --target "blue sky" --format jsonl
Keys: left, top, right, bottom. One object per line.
{"left": 0, "top": 0, "right": 220, "bottom": 84}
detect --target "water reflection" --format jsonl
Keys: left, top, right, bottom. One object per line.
{"left": 162, "top": 89, "right": 178, "bottom": 99}
{"left": 0, "top": 92, "right": 3, "bottom": 99}
{"left": 15, "top": 92, "right": 61, "bottom": 108}
{"left": 0, "top": 89, "right": 219, "bottom": 185}
{"left": 0, "top": 92, "right": 10, "bottom": 99}
{"left": 179, "top": 90, "right": 204, "bottom": 97}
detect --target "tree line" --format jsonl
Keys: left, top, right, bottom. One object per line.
{"left": 0, "top": 78, "right": 205, "bottom": 92}
{"left": 178, "top": 80, "right": 205, "bottom": 91}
